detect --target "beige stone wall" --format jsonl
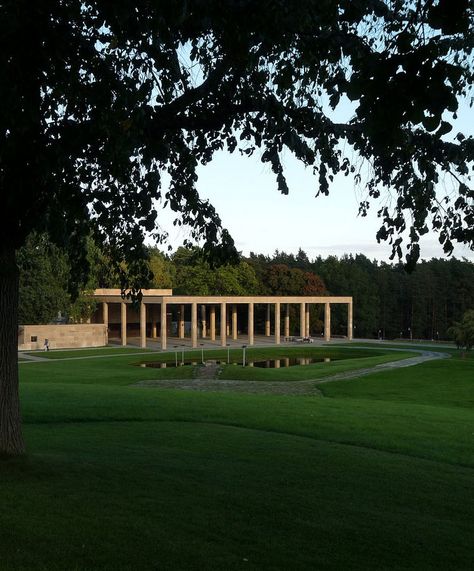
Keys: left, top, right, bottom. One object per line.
{"left": 18, "top": 324, "right": 107, "bottom": 351}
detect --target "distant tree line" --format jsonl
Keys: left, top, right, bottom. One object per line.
{"left": 18, "top": 235, "right": 474, "bottom": 340}
{"left": 253, "top": 249, "right": 474, "bottom": 340}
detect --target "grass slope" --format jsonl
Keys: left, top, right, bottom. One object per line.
{"left": 321, "top": 352, "right": 474, "bottom": 407}
{"left": 0, "top": 345, "right": 472, "bottom": 570}
{"left": 24, "top": 346, "right": 153, "bottom": 359}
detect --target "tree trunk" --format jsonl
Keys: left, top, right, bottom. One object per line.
{"left": 0, "top": 245, "right": 25, "bottom": 455}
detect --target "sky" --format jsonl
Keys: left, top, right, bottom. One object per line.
{"left": 157, "top": 101, "right": 474, "bottom": 264}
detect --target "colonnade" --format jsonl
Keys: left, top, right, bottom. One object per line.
{"left": 100, "top": 297, "right": 353, "bottom": 351}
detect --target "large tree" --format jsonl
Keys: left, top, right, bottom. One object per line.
{"left": 172, "top": 247, "right": 260, "bottom": 295}
{"left": 1, "top": 1, "right": 473, "bottom": 454}
{"left": 17, "top": 234, "right": 71, "bottom": 325}
{"left": 448, "top": 309, "right": 474, "bottom": 352}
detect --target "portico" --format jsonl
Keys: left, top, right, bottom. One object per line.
{"left": 92, "top": 289, "right": 353, "bottom": 350}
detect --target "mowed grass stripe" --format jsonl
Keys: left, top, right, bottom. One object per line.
{"left": 2, "top": 344, "right": 471, "bottom": 570}
{"left": 2, "top": 421, "right": 472, "bottom": 571}
{"left": 321, "top": 355, "right": 474, "bottom": 407}
{"left": 18, "top": 379, "right": 474, "bottom": 468}
{"left": 24, "top": 346, "right": 154, "bottom": 360}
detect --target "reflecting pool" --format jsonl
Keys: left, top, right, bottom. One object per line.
{"left": 139, "top": 356, "right": 338, "bottom": 368}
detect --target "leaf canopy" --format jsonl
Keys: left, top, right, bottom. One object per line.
{"left": 1, "top": 0, "right": 473, "bottom": 285}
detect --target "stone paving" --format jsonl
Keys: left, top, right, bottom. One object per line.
{"left": 18, "top": 352, "right": 50, "bottom": 362}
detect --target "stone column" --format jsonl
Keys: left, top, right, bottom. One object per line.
{"left": 102, "top": 302, "right": 109, "bottom": 326}
{"left": 161, "top": 301, "right": 167, "bottom": 350}
{"left": 300, "top": 302, "right": 305, "bottom": 337}
{"left": 121, "top": 301, "right": 127, "bottom": 346}
{"left": 140, "top": 302, "right": 147, "bottom": 349}
{"left": 178, "top": 304, "right": 185, "bottom": 339}
{"left": 284, "top": 304, "right": 290, "bottom": 338}
{"left": 151, "top": 306, "right": 157, "bottom": 339}
{"left": 275, "top": 302, "right": 280, "bottom": 345}
{"left": 348, "top": 302, "right": 353, "bottom": 340}
{"left": 210, "top": 305, "right": 216, "bottom": 341}
{"left": 305, "top": 304, "right": 310, "bottom": 337}
{"left": 226, "top": 307, "right": 230, "bottom": 336}
{"left": 201, "top": 305, "right": 207, "bottom": 338}
{"left": 324, "top": 302, "right": 331, "bottom": 342}
{"left": 232, "top": 304, "right": 238, "bottom": 340}
{"left": 103, "top": 302, "right": 109, "bottom": 344}
{"left": 248, "top": 302, "right": 254, "bottom": 345}
{"left": 191, "top": 302, "right": 198, "bottom": 348}
{"left": 265, "top": 304, "right": 271, "bottom": 336}
{"left": 220, "top": 302, "right": 226, "bottom": 347}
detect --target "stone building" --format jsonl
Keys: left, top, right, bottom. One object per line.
{"left": 91, "top": 289, "right": 353, "bottom": 350}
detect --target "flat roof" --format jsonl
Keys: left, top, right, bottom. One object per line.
{"left": 93, "top": 288, "right": 173, "bottom": 297}
{"left": 92, "top": 290, "right": 351, "bottom": 304}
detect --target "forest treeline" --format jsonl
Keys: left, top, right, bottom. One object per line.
{"left": 18, "top": 234, "right": 474, "bottom": 340}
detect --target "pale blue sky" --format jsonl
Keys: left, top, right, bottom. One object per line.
{"left": 158, "top": 101, "right": 474, "bottom": 262}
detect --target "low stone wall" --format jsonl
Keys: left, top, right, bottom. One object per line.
{"left": 18, "top": 324, "right": 108, "bottom": 351}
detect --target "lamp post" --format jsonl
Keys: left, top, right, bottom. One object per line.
{"left": 242, "top": 345, "right": 247, "bottom": 367}
{"left": 226, "top": 343, "right": 230, "bottom": 364}
{"left": 173, "top": 345, "right": 178, "bottom": 368}
{"left": 200, "top": 343, "right": 204, "bottom": 364}
{"left": 181, "top": 345, "right": 185, "bottom": 366}
{"left": 408, "top": 327, "right": 412, "bottom": 342}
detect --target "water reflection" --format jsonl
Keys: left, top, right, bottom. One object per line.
{"left": 139, "top": 357, "right": 336, "bottom": 369}
{"left": 251, "top": 357, "right": 335, "bottom": 368}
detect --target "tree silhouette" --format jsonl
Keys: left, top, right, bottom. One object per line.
{"left": 1, "top": 1, "right": 473, "bottom": 454}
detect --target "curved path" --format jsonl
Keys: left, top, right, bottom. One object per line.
{"left": 135, "top": 348, "right": 450, "bottom": 396}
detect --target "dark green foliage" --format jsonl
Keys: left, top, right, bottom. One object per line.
{"left": 263, "top": 264, "right": 326, "bottom": 296}
{"left": 171, "top": 247, "right": 260, "bottom": 295}
{"left": 17, "top": 235, "right": 110, "bottom": 325}
{"left": 1, "top": 0, "right": 473, "bottom": 276}
{"left": 148, "top": 248, "right": 175, "bottom": 289}
{"left": 17, "top": 234, "right": 71, "bottom": 325}
{"left": 312, "top": 253, "right": 474, "bottom": 339}
{"left": 448, "top": 309, "right": 474, "bottom": 351}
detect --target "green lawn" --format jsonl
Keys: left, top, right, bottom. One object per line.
{"left": 321, "top": 352, "right": 474, "bottom": 407}
{"left": 24, "top": 346, "right": 154, "bottom": 359}
{"left": 345, "top": 341, "right": 456, "bottom": 354}
{"left": 1, "top": 345, "right": 472, "bottom": 570}
{"left": 218, "top": 347, "right": 414, "bottom": 381}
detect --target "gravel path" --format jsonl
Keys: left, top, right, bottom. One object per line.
{"left": 18, "top": 352, "right": 50, "bottom": 362}
{"left": 18, "top": 350, "right": 155, "bottom": 363}
{"left": 134, "top": 349, "right": 449, "bottom": 396}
